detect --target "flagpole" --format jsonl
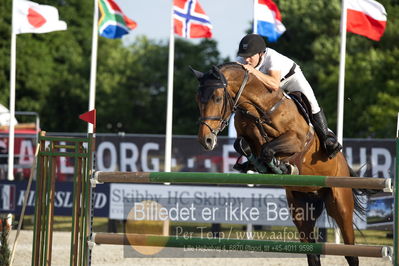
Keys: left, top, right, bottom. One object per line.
{"left": 334, "top": 0, "right": 348, "bottom": 245}
{"left": 337, "top": 0, "right": 347, "bottom": 145}
{"left": 164, "top": 3, "right": 175, "bottom": 172}
{"left": 88, "top": 0, "right": 99, "bottom": 133}
{"left": 253, "top": 0, "right": 257, "bottom": 33}
{"left": 8, "top": 0, "right": 17, "bottom": 181}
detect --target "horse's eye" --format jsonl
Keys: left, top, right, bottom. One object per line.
{"left": 215, "top": 96, "right": 222, "bottom": 104}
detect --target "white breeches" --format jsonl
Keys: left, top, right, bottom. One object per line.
{"left": 280, "top": 68, "right": 321, "bottom": 114}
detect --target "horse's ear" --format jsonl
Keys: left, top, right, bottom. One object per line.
{"left": 189, "top": 66, "right": 204, "bottom": 81}
{"left": 212, "top": 65, "right": 221, "bottom": 76}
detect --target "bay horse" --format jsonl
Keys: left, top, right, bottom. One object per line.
{"left": 192, "top": 62, "right": 362, "bottom": 266}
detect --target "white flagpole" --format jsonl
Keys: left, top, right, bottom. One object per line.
{"left": 337, "top": 0, "right": 347, "bottom": 145}
{"left": 253, "top": 0, "right": 257, "bottom": 34}
{"left": 88, "top": 0, "right": 99, "bottom": 133}
{"left": 397, "top": 112, "right": 399, "bottom": 138}
{"left": 164, "top": 3, "right": 175, "bottom": 172}
{"left": 334, "top": 0, "right": 348, "bottom": 245}
{"left": 8, "top": 0, "right": 17, "bottom": 181}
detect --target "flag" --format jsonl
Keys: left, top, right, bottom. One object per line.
{"left": 173, "top": 0, "right": 212, "bottom": 39}
{"left": 254, "top": 0, "right": 286, "bottom": 42}
{"left": 98, "top": 0, "right": 137, "bottom": 39}
{"left": 13, "top": 0, "right": 67, "bottom": 34}
{"left": 79, "top": 109, "right": 96, "bottom": 126}
{"left": 347, "top": 0, "right": 387, "bottom": 41}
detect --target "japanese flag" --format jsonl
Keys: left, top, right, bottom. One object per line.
{"left": 13, "top": 0, "right": 67, "bottom": 34}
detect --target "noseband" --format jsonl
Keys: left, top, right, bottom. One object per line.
{"left": 199, "top": 68, "right": 249, "bottom": 135}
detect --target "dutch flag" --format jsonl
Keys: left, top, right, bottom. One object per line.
{"left": 253, "top": 0, "right": 286, "bottom": 42}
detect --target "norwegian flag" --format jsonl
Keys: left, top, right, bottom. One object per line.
{"left": 173, "top": 0, "right": 212, "bottom": 39}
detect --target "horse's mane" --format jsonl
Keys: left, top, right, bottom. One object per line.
{"left": 218, "top": 62, "right": 265, "bottom": 91}
{"left": 218, "top": 62, "right": 244, "bottom": 71}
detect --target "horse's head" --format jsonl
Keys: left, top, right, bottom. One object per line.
{"left": 191, "top": 63, "right": 245, "bottom": 150}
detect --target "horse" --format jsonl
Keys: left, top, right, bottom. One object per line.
{"left": 192, "top": 62, "right": 363, "bottom": 266}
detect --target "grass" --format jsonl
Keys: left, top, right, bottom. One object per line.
{"left": 18, "top": 216, "right": 393, "bottom": 246}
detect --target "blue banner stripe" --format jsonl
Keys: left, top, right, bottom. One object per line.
{"left": 256, "top": 20, "right": 282, "bottom": 42}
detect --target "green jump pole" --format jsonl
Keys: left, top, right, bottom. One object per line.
{"left": 95, "top": 171, "right": 390, "bottom": 190}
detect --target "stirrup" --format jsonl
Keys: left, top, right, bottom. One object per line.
{"left": 233, "top": 160, "right": 250, "bottom": 173}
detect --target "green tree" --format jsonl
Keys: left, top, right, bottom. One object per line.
{"left": 0, "top": 0, "right": 397, "bottom": 138}
{"left": 95, "top": 36, "right": 226, "bottom": 134}
{"left": 0, "top": 0, "right": 226, "bottom": 134}
{"left": 0, "top": 0, "right": 93, "bottom": 129}
{"left": 271, "top": 0, "right": 399, "bottom": 138}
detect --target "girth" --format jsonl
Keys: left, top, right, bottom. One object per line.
{"left": 282, "top": 127, "right": 315, "bottom": 172}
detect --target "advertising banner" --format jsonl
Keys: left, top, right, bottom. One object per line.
{"left": 109, "top": 183, "right": 367, "bottom": 229}
{"left": 0, "top": 181, "right": 109, "bottom": 217}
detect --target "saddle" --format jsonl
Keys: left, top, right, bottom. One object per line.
{"left": 287, "top": 91, "right": 312, "bottom": 125}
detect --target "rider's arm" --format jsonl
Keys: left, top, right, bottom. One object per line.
{"left": 242, "top": 65, "right": 281, "bottom": 91}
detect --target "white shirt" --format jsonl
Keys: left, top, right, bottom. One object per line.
{"left": 237, "top": 48, "right": 295, "bottom": 78}
{"left": 236, "top": 48, "right": 320, "bottom": 113}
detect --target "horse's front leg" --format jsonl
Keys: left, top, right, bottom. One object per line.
{"left": 261, "top": 130, "right": 303, "bottom": 161}
{"left": 261, "top": 131, "right": 304, "bottom": 174}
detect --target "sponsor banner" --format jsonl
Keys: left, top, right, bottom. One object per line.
{"left": 0, "top": 134, "right": 392, "bottom": 228}
{"left": 0, "top": 181, "right": 109, "bottom": 217}
{"left": 367, "top": 196, "right": 394, "bottom": 230}
{"left": 1, "top": 134, "right": 395, "bottom": 180}
{"left": 111, "top": 183, "right": 367, "bottom": 229}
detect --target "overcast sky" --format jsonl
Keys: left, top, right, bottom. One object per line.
{"left": 114, "top": 0, "right": 254, "bottom": 60}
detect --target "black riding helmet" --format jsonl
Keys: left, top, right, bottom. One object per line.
{"left": 237, "top": 34, "right": 266, "bottom": 57}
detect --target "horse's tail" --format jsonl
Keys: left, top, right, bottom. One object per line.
{"left": 350, "top": 167, "right": 380, "bottom": 198}
{"left": 349, "top": 167, "right": 380, "bottom": 241}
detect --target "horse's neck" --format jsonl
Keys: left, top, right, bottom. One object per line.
{"left": 223, "top": 66, "right": 282, "bottom": 112}
{"left": 239, "top": 78, "right": 283, "bottom": 112}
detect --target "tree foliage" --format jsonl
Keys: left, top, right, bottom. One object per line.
{"left": 272, "top": 0, "right": 399, "bottom": 138}
{"left": 0, "top": 0, "right": 397, "bottom": 137}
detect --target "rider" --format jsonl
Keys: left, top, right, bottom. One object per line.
{"left": 236, "top": 33, "right": 342, "bottom": 158}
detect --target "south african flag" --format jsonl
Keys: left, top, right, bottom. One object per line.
{"left": 98, "top": 0, "right": 137, "bottom": 39}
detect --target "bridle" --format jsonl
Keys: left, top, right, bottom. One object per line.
{"left": 198, "top": 68, "right": 249, "bottom": 135}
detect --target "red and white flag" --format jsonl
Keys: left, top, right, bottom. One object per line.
{"left": 347, "top": 0, "right": 387, "bottom": 41}
{"left": 173, "top": 0, "right": 212, "bottom": 39}
{"left": 13, "top": 0, "right": 67, "bottom": 34}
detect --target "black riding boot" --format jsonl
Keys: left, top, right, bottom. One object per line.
{"left": 312, "top": 109, "right": 342, "bottom": 159}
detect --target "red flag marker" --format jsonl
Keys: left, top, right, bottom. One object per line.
{"left": 79, "top": 109, "right": 96, "bottom": 126}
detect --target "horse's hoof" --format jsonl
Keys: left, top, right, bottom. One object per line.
{"left": 288, "top": 164, "right": 299, "bottom": 175}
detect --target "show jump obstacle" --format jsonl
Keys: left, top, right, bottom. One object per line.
{"left": 31, "top": 133, "right": 94, "bottom": 266}
{"left": 31, "top": 132, "right": 398, "bottom": 266}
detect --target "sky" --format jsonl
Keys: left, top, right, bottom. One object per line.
{"left": 114, "top": 0, "right": 254, "bottom": 60}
